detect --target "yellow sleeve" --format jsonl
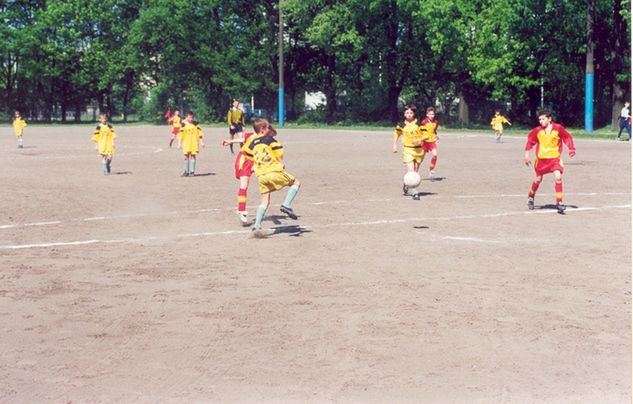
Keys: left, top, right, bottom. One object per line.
{"left": 503, "top": 117, "right": 510, "bottom": 124}
{"left": 271, "top": 140, "right": 284, "bottom": 160}
{"left": 240, "top": 111, "right": 245, "bottom": 125}
{"left": 242, "top": 138, "right": 254, "bottom": 161}
{"left": 393, "top": 126, "right": 402, "bottom": 141}
{"left": 227, "top": 110, "right": 232, "bottom": 126}
{"left": 197, "top": 125, "right": 203, "bottom": 138}
{"left": 91, "top": 127, "right": 100, "bottom": 142}
{"left": 111, "top": 127, "right": 117, "bottom": 139}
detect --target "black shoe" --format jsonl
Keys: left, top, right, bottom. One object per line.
{"left": 527, "top": 197, "right": 534, "bottom": 210}
{"left": 189, "top": 172, "right": 195, "bottom": 177}
{"left": 280, "top": 205, "right": 298, "bottom": 219}
{"left": 181, "top": 172, "right": 189, "bottom": 177}
{"left": 557, "top": 203, "right": 566, "bottom": 214}
{"left": 412, "top": 193, "right": 420, "bottom": 200}
{"left": 402, "top": 184, "right": 408, "bottom": 196}
{"left": 229, "top": 144, "right": 234, "bottom": 154}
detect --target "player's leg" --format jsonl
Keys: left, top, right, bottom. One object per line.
{"left": 182, "top": 155, "right": 190, "bottom": 177}
{"left": 17, "top": 135, "right": 23, "bottom": 148}
{"left": 554, "top": 170, "right": 565, "bottom": 213}
{"left": 106, "top": 154, "right": 113, "bottom": 173}
{"left": 495, "top": 130, "right": 501, "bottom": 143}
{"left": 616, "top": 119, "right": 624, "bottom": 140}
{"left": 254, "top": 192, "right": 271, "bottom": 230}
{"left": 527, "top": 175, "right": 542, "bottom": 209}
{"left": 404, "top": 161, "right": 418, "bottom": 197}
{"left": 101, "top": 154, "right": 109, "bottom": 175}
{"left": 429, "top": 148, "right": 438, "bottom": 178}
{"left": 281, "top": 178, "right": 301, "bottom": 219}
{"left": 189, "top": 154, "right": 196, "bottom": 176}
{"left": 237, "top": 175, "right": 250, "bottom": 225}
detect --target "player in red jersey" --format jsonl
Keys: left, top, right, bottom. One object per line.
{"left": 420, "top": 107, "right": 440, "bottom": 179}
{"left": 222, "top": 129, "right": 260, "bottom": 226}
{"left": 524, "top": 109, "right": 576, "bottom": 214}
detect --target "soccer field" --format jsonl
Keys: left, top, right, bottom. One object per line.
{"left": 1, "top": 125, "right": 630, "bottom": 402}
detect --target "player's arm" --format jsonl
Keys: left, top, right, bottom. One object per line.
{"left": 271, "top": 141, "right": 284, "bottom": 160}
{"left": 558, "top": 126, "right": 575, "bottom": 157}
{"left": 524, "top": 128, "right": 538, "bottom": 166}
{"left": 227, "top": 110, "right": 233, "bottom": 128}
{"left": 392, "top": 127, "right": 402, "bottom": 153}
{"left": 222, "top": 138, "right": 245, "bottom": 146}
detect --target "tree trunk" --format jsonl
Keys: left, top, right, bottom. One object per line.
{"left": 458, "top": 92, "right": 469, "bottom": 125}
{"left": 324, "top": 53, "right": 336, "bottom": 123}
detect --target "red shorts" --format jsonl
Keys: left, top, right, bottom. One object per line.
{"left": 171, "top": 127, "right": 180, "bottom": 135}
{"left": 534, "top": 158, "right": 564, "bottom": 176}
{"left": 234, "top": 153, "right": 253, "bottom": 179}
{"left": 422, "top": 141, "right": 437, "bottom": 152}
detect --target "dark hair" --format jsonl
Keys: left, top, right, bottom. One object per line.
{"left": 253, "top": 118, "right": 269, "bottom": 134}
{"left": 186, "top": 111, "right": 194, "bottom": 117}
{"left": 538, "top": 109, "right": 552, "bottom": 118}
{"left": 426, "top": 107, "right": 435, "bottom": 114}
{"left": 495, "top": 109, "right": 502, "bottom": 114}
{"left": 232, "top": 98, "right": 239, "bottom": 103}
{"left": 268, "top": 126, "right": 277, "bottom": 136}
{"left": 403, "top": 104, "right": 417, "bottom": 115}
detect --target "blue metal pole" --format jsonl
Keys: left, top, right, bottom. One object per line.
{"left": 584, "top": 73, "right": 594, "bottom": 132}
{"left": 278, "top": 88, "right": 285, "bottom": 127}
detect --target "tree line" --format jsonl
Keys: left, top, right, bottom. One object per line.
{"left": 1, "top": 0, "right": 630, "bottom": 127}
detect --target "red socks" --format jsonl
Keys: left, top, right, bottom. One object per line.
{"left": 237, "top": 188, "right": 247, "bottom": 212}
{"left": 528, "top": 181, "right": 539, "bottom": 198}
{"left": 555, "top": 181, "right": 563, "bottom": 204}
{"left": 430, "top": 156, "right": 437, "bottom": 170}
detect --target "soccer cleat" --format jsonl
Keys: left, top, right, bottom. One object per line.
{"left": 238, "top": 211, "right": 250, "bottom": 226}
{"left": 280, "top": 205, "right": 298, "bottom": 220}
{"left": 527, "top": 197, "right": 535, "bottom": 210}
{"left": 251, "top": 227, "right": 269, "bottom": 239}
{"left": 412, "top": 193, "right": 420, "bottom": 200}
{"left": 189, "top": 172, "right": 195, "bottom": 177}
{"left": 557, "top": 203, "right": 566, "bottom": 214}
{"left": 181, "top": 172, "right": 189, "bottom": 177}
{"left": 403, "top": 184, "right": 408, "bottom": 196}
{"left": 429, "top": 170, "right": 435, "bottom": 179}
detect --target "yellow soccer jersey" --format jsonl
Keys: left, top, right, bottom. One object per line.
{"left": 179, "top": 122, "right": 203, "bottom": 154}
{"left": 490, "top": 115, "right": 510, "bottom": 126}
{"left": 13, "top": 117, "right": 27, "bottom": 137}
{"left": 91, "top": 124, "right": 117, "bottom": 155}
{"left": 227, "top": 108, "right": 245, "bottom": 126}
{"left": 394, "top": 119, "right": 425, "bottom": 147}
{"left": 242, "top": 134, "right": 285, "bottom": 176}
{"left": 420, "top": 118, "right": 439, "bottom": 142}
{"left": 170, "top": 115, "right": 182, "bottom": 129}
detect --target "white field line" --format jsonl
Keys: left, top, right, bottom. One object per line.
{"left": 0, "top": 204, "right": 629, "bottom": 250}
{"left": 441, "top": 236, "right": 504, "bottom": 244}
{"left": 1, "top": 192, "right": 628, "bottom": 231}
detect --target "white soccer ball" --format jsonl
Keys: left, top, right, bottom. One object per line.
{"left": 403, "top": 171, "right": 422, "bottom": 188}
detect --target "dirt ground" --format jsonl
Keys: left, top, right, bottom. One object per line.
{"left": 0, "top": 124, "right": 630, "bottom": 403}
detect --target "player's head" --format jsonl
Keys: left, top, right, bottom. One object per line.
{"left": 426, "top": 107, "right": 435, "bottom": 119}
{"left": 14, "top": 110, "right": 20, "bottom": 117}
{"left": 495, "top": 109, "right": 501, "bottom": 115}
{"left": 253, "top": 118, "right": 269, "bottom": 135}
{"left": 185, "top": 111, "right": 193, "bottom": 122}
{"left": 174, "top": 110, "right": 180, "bottom": 116}
{"left": 98, "top": 113, "right": 108, "bottom": 124}
{"left": 538, "top": 109, "right": 552, "bottom": 127}
{"left": 625, "top": 101, "right": 631, "bottom": 108}
{"left": 403, "top": 104, "right": 417, "bottom": 121}
{"left": 232, "top": 99, "right": 239, "bottom": 108}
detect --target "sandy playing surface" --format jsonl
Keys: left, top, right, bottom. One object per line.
{"left": 0, "top": 125, "right": 630, "bottom": 403}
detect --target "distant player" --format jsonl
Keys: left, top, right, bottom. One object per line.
{"left": 12, "top": 111, "right": 27, "bottom": 148}
{"left": 420, "top": 107, "right": 440, "bottom": 178}
{"left": 616, "top": 101, "right": 631, "bottom": 141}
{"left": 168, "top": 109, "right": 182, "bottom": 148}
{"left": 177, "top": 112, "right": 205, "bottom": 177}
{"left": 490, "top": 109, "right": 512, "bottom": 142}
{"left": 91, "top": 113, "right": 117, "bottom": 175}
{"left": 222, "top": 129, "right": 257, "bottom": 226}
{"left": 227, "top": 99, "right": 245, "bottom": 154}
{"left": 242, "top": 118, "right": 301, "bottom": 238}
{"left": 524, "top": 109, "right": 576, "bottom": 214}
{"left": 392, "top": 104, "right": 427, "bottom": 200}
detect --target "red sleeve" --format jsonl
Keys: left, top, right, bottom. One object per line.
{"left": 525, "top": 127, "right": 539, "bottom": 151}
{"left": 556, "top": 124, "right": 575, "bottom": 152}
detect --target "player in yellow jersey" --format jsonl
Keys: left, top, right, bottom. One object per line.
{"left": 227, "top": 99, "right": 245, "bottom": 154}
{"left": 242, "top": 118, "right": 301, "bottom": 238}
{"left": 12, "top": 111, "right": 27, "bottom": 148}
{"left": 392, "top": 104, "right": 428, "bottom": 200}
{"left": 420, "top": 107, "right": 440, "bottom": 179}
{"left": 177, "top": 112, "right": 205, "bottom": 177}
{"left": 91, "top": 114, "right": 117, "bottom": 175}
{"left": 490, "top": 109, "right": 512, "bottom": 143}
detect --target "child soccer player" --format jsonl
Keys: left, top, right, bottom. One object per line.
{"left": 91, "top": 114, "right": 117, "bottom": 175}
{"left": 242, "top": 118, "right": 301, "bottom": 238}
{"left": 222, "top": 130, "right": 257, "bottom": 226}
{"left": 420, "top": 107, "right": 440, "bottom": 178}
{"left": 178, "top": 112, "right": 205, "bottom": 177}
{"left": 490, "top": 109, "right": 512, "bottom": 142}
{"left": 168, "top": 109, "right": 182, "bottom": 147}
{"left": 13, "top": 111, "right": 27, "bottom": 148}
{"left": 524, "top": 109, "right": 576, "bottom": 214}
{"left": 392, "top": 104, "right": 427, "bottom": 200}
{"left": 227, "top": 99, "right": 245, "bottom": 154}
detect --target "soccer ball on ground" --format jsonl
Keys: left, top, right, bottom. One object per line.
{"left": 403, "top": 171, "right": 422, "bottom": 188}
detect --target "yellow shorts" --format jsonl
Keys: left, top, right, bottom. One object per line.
{"left": 258, "top": 171, "right": 295, "bottom": 194}
{"left": 493, "top": 124, "right": 503, "bottom": 132}
{"left": 402, "top": 146, "right": 424, "bottom": 164}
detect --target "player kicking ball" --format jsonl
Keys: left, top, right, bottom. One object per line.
{"left": 242, "top": 118, "right": 301, "bottom": 238}
{"left": 524, "top": 109, "right": 576, "bottom": 214}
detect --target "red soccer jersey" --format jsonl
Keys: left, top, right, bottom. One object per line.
{"left": 420, "top": 117, "right": 439, "bottom": 142}
{"left": 525, "top": 123, "right": 576, "bottom": 160}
